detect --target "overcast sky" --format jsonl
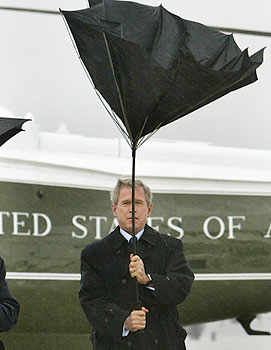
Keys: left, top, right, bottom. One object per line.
{"left": 0, "top": 0, "right": 270, "bottom": 149}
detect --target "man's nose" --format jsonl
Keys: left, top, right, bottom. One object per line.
{"left": 129, "top": 205, "right": 136, "bottom": 212}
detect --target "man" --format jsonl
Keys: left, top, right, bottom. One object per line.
{"left": 79, "top": 179, "right": 194, "bottom": 349}
{"left": 0, "top": 258, "right": 20, "bottom": 349}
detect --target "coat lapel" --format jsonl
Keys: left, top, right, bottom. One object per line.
{"left": 107, "top": 227, "right": 130, "bottom": 278}
{"left": 136, "top": 225, "right": 157, "bottom": 259}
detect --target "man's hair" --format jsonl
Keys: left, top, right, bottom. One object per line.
{"left": 110, "top": 178, "right": 152, "bottom": 206}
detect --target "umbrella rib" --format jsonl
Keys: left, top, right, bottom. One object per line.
{"left": 93, "top": 88, "right": 132, "bottom": 146}
{"left": 137, "top": 122, "right": 163, "bottom": 148}
{"left": 109, "top": 109, "right": 132, "bottom": 147}
{"left": 79, "top": 60, "right": 131, "bottom": 144}
{"left": 110, "top": 109, "right": 130, "bottom": 138}
{"left": 111, "top": 109, "right": 130, "bottom": 144}
{"left": 75, "top": 55, "right": 132, "bottom": 144}
{"left": 134, "top": 116, "right": 149, "bottom": 148}
{"left": 102, "top": 32, "right": 133, "bottom": 143}
{"left": 91, "top": 87, "right": 132, "bottom": 147}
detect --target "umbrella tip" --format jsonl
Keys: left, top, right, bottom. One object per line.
{"left": 25, "top": 112, "right": 34, "bottom": 121}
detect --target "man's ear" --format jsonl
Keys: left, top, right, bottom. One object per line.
{"left": 147, "top": 203, "right": 153, "bottom": 217}
{"left": 112, "top": 203, "right": 117, "bottom": 216}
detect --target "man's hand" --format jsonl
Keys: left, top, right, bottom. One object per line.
{"left": 124, "top": 307, "right": 149, "bottom": 332}
{"left": 129, "top": 254, "right": 150, "bottom": 285}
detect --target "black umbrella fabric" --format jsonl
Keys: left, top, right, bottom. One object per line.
{"left": 0, "top": 117, "right": 30, "bottom": 147}
{"left": 61, "top": 0, "right": 264, "bottom": 145}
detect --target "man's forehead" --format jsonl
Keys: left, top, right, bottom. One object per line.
{"left": 118, "top": 186, "right": 146, "bottom": 199}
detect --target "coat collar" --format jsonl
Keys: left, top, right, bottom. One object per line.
{"left": 110, "top": 226, "right": 127, "bottom": 252}
{"left": 140, "top": 225, "right": 157, "bottom": 247}
{"left": 110, "top": 225, "right": 157, "bottom": 253}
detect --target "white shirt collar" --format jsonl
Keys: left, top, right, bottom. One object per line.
{"left": 120, "top": 227, "right": 145, "bottom": 241}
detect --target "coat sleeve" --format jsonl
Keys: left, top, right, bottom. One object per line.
{"left": 149, "top": 236, "right": 194, "bottom": 306}
{"left": 0, "top": 258, "right": 20, "bottom": 332}
{"left": 79, "top": 245, "right": 130, "bottom": 343}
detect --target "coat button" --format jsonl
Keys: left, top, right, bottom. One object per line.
{"left": 116, "top": 249, "right": 121, "bottom": 254}
{"left": 105, "top": 318, "right": 108, "bottom": 323}
{"left": 127, "top": 340, "right": 133, "bottom": 346}
{"left": 121, "top": 278, "right": 127, "bottom": 284}
{"left": 165, "top": 276, "right": 170, "bottom": 281}
{"left": 154, "top": 338, "right": 159, "bottom": 344}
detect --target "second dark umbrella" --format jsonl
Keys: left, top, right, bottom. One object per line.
{"left": 0, "top": 117, "right": 30, "bottom": 147}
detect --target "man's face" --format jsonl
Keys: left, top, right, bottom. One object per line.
{"left": 112, "top": 185, "right": 152, "bottom": 234}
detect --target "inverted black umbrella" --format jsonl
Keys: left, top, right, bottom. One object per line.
{"left": 0, "top": 117, "right": 30, "bottom": 147}
{"left": 61, "top": 0, "right": 264, "bottom": 305}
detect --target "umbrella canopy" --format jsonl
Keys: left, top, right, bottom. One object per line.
{"left": 0, "top": 117, "right": 30, "bottom": 147}
{"left": 61, "top": 0, "right": 264, "bottom": 145}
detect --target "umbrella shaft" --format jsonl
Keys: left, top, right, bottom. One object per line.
{"left": 132, "top": 146, "right": 136, "bottom": 253}
{"left": 131, "top": 145, "right": 141, "bottom": 307}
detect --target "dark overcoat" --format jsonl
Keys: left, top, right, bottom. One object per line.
{"left": 79, "top": 225, "right": 194, "bottom": 350}
{"left": 0, "top": 257, "right": 20, "bottom": 349}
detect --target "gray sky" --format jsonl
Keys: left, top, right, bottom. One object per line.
{"left": 0, "top": 0, "right": 270, "bottom": 149}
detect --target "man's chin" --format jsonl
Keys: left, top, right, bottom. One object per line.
{"left": 122, "top": 224, "right": 142, "bottom": 235}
